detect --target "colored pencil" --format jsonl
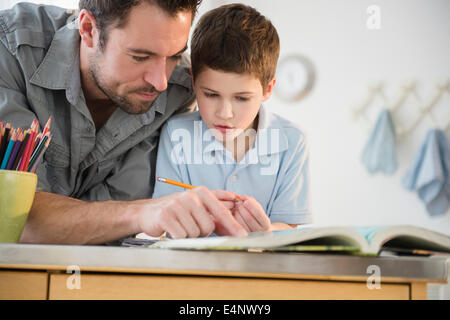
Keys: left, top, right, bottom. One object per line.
{"left": 28, "top": 134, "right": 49, "bottom": 172}
{"left": 29, "top": 135, "right": 51, "bottom": 173}
{"left": 156, "top": 177, "right": 196, "bottom": 190}
{"left": 19, "top": 120, "right": 36, "bottom": 171}
{"left": 156, "top": 177, "right": 243, "bottom": 202}
{"left": 0, "top": 122, "right": 5, "bottom": 140}
{"left": 0, "top": 129, "right": 16, "bottom": 169}
{"left": 0, "top": 117, "right": 52, "bottom": 172}
{"left": 5, "top": 131, "right": 23, "bottom": 170}
{"left": 0, "top": 123, "right": 11, "bottom": 164}
{"left": 18, "top": 131, "right": 33, "bottom": 171}
{"left": 29, "top": 132, "right": 43, "bottom": 162}
{"left": 11, "top": 131, "right": 30, "bottom": 171}
{"left": 43, "top": 116, "right": 52, "bottom": 135}
{"left": 23, "top": 120, "right": 39, "bottom": 171}
{"left": 0, "top": 122, "right": 4, "bottom": 146}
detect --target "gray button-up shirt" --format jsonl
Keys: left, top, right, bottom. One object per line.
{"left": 0, "top": 3, "right": 195, "bottom": 201}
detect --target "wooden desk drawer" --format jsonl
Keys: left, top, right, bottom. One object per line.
{"left": 0, "top": 270, "right": 48, "bottom": 300}
{"left": 49, "top": 273, "right": 410, "bottom": 300}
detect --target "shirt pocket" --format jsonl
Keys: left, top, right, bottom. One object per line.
{"left": 45, "top": 142, "right": 70, "bottom": 167}
{"left": 43, "top": 141, "right": 72, "bottom": 195}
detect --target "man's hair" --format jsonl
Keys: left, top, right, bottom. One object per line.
{"left": 79, "top": 0, "right": 202, "bottom": 50}
{"left": 191, "top": 3, "right": 280, "bottom": 92}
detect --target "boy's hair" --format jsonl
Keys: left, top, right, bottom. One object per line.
{"left": 78, "top": 0, "right": 202, "bottom": 50}
{"left": 191, "top": 3, "right": 280, "bottom": 92}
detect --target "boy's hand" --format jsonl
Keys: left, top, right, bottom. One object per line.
{"left": 232, "top": 195, "right": 271, "bottom": 233}
{"left": 212, "top": 190, "right": 238, "bottom": 211}
{"left": 211, "top": 190, "right": 247, "bottom": 236}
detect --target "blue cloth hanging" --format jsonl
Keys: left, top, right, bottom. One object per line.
{"left": 361, "top": 109, "right": 398, "bottom": 174}
{"left": 402, "top": 129, "right": 450, "bottom": 216}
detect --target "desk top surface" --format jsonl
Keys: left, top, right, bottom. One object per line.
{"left": 0, "top": 243, "right": 448, "bottom": 283}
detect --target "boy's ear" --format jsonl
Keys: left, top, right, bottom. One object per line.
{"left": 262, "top": 77, "right": 277, "bottom": 101}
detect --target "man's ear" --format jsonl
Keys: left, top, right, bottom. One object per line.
{"left": 78, "top": 9, "right": 97, "bottom": 48}
{"left": 262, "top": 77, "right": 276, "bottom": 101}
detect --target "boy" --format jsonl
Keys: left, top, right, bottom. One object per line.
{"left": 152, "top": 3, "right": 311, "bottom": 234}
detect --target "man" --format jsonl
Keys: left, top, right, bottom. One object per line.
{"left": 0, "top": 0, "right": 247, "bottom": 244}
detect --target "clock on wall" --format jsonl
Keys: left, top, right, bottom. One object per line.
{"left": 275, "top": 54, "right": 316, "bottom": 102}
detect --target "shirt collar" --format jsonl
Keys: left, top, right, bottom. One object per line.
{"left": 255, "top": 104, "right": 289, "bottom": 156}
{"left": 29, "top": 20, "right": 81, "bottom": 105}
{"left": 153, "top": 64, "right": 193, "bottom": 115}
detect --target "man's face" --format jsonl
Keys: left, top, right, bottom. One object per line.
{"left": 88, "top": 2, "right": 192, "bottom": 114}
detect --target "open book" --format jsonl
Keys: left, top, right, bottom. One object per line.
{"left": 149, "top": 225, "right": 450, "bottom": 256}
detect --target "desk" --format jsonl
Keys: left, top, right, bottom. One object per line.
{"left": 0, "top": 244, "right": 448, "bottom": 300}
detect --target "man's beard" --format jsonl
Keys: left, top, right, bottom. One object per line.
{"left": 88, "top": 52, "right": 161, "bottom": 115}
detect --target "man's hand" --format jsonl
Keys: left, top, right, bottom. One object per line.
{"left": 137, "top": 187, "right": 248, "bottom": 239}
{"left": 231, "top": 195, "right": 271, "bottom": 233}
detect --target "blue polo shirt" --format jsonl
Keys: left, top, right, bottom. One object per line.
{"left": 152, "top": 105, "right": 312, "bottom": 225}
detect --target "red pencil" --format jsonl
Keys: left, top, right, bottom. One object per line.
{"left": 43, "top": 116, "right": 52, "bottom": 135}
{"left": 19, "top": 120, "right": 37, "bottom": 171}
{"left": 0, "top": 122, "right": 4, "bottom": 146}
{"left": 12, "top": 130, "right": 30, "bottom": 171}
{"left": 24, "top": 120, "right": 39, "bottom": 171}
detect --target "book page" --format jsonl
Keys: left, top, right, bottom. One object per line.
{"left": 151, "top": 227, "right": 368, "bottom": 252}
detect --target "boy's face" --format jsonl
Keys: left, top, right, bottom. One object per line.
{"left": 194, "top": 68, "right": 275, "bottom": 142}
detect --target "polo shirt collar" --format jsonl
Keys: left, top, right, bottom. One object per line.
{"left": 255, "top": 104, "right": 289, "bottom": 156}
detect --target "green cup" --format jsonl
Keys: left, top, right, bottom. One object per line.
{"left": 0, "top": 170, "right": 37, "bottom": 243}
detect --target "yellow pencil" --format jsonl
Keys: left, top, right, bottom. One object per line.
{"left": 157, "top": 177, "right": 242, "bottom": 202}
{"left": 157, "top": 177, "right": 195, "bottom": 190}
